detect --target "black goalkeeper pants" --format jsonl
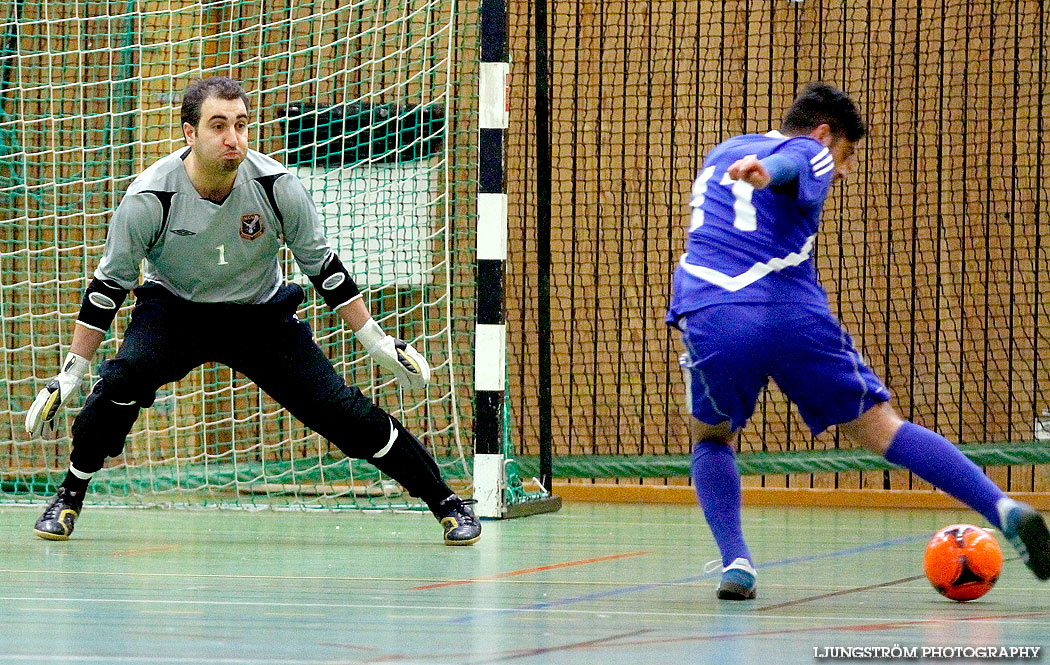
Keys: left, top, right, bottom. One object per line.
{"left": 69, "top": 283, "right": 450, "bottom": 506}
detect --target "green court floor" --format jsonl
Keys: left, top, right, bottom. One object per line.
{"left": 0, "top": 502, "right": 1047, "bottom": 664}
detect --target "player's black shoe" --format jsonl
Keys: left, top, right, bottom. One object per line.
{"left": 434, "top": 495, "right": 481, "bottom": 546}
{"left": 717, "top": 558, "right": 757, "bottom": 600}
{"left": 999, "top": 500, "right": 1050, "bottom": 580}
{"left": 33, "top": 486, "right": 85, "bottom": 541}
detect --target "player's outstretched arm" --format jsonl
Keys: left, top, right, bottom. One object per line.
{"left": 338, "top": 297, "right": 431, "bottom": 390}
{"left": 25, "top": 322, "right": 106, "bottom": 437}
{"left": 28, "top": 185, "right": 147, "bottom": 437}
{"left": 26, "top": 274, "right": 127, "bottom": 437}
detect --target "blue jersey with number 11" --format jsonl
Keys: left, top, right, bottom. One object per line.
{"left": 666, "top": 130, "right": 836, "bottom": 328}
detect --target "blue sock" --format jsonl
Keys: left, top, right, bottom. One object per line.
{"left": 692, "top": 440, "right": 752, "bottom": 567}
{"left": 884, "top": 422, "right": 1007, "bottom": 528}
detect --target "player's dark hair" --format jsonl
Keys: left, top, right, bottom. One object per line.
{"left": 181, "top": 76, "right": 250, "bottom": 128}
{"left": 781, "top": 82, "right": 867, "bottom": 143}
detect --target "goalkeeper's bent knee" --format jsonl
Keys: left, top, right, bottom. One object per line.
{"left": 366, "top": 417, "right": 448, "bottom": 505}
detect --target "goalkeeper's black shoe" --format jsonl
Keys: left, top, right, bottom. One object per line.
{"left": 33, "top": 486, "right": 84, "bottom": 541}
{"left": 435, "top": 495, "right": 481, "bottom": 546}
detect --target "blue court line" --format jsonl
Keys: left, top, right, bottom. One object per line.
{"left": 450, "top": 532, "right": 930, "bottom": 624}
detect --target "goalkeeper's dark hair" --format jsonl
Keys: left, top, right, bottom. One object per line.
{"left": 181, "top": 76, "right": 251, "bottom": 128}
{"left": 781, "top": 82, "right": 867, "bottom": 143}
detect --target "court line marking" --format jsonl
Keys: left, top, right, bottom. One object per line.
{"left": 0, "top": 569, "right": 474, "bottom": 584}
{"left": 411, "top": 550, "right": 652, "bottom": 590}
{"left": 6, "top": 593, "right": 1048, "bottom": 628}
{"left": 756, "top": 574, "right": 927, "bottom": 611}
{"left": 449, "top": 533, "right": 931, "bottom": 623}
{"left": 0, "top": 610, "right": 1043, "bottom": 665}
{"left": 111, "top": 545, "right": 179, "bottom": 558}
{"left": 0, "top": 597, "right": 472, "bottom": 611}
{"left": 0, "top": 568, "right": 674, "bottom": 588}
{"left": 320, "top": 629, "right": 657, "bottom": 665}
{"left": 571, "top": 610, "right": 1050, "bottom": 650}
{"left": 467, "top": 628, "right": 654, "bottom": 664}
{"left": 0, "top": 631, "right": 655, "bottom": 665}
{"left": 0, "top": 658, "right": 398, "bottom": 665}
{"left": 3, "top": 613, "right": 1043, "bottom": 665}
{"left": 755, "top": 555, "right": 1025, "bottom": 611}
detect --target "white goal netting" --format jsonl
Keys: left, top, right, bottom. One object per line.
{"left": 0, "top": 0, "right": 475, "bottom": 509}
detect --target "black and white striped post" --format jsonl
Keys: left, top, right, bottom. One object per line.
{"left": 473, "top": 0, "right": 509, "bottom": 518}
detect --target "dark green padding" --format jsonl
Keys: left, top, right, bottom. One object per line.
{"left": 512, "top": 440, "right": 1050, "bottom": 478}
{"left": 5, "top": 442, "right": 1048, "bottom": 499}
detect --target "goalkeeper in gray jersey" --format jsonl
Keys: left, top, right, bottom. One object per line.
{"left": 24, "top": 76, "right": 480, "bottom": 546}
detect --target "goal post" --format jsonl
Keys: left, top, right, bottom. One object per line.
{"left": 471, "top": 0, "right": 560, "bottom": 519}
{"left": 0, "top": 0, "right": 478, "bottom": 510}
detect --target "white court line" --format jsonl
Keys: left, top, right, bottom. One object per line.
{"left": 0, "top": 658, "right": 432, "bottom": 665}
{"left": 0, "top": 568, "right": 746, "bottom": 588}
{"left": 0, "top": 568, "right": 411, "bottom": 582}
{"left": 2, "top": 596, "right": 1048, "bottom": 626}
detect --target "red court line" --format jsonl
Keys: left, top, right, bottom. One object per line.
{"left": 472, "top": 628, "right": 655, "bottom": 664}
{"left": 588, "top": 610, "right": 1050, "bottom": 648}
{"left": 318, "top": 629, "right": 655, "bottom": 664}
{"left": 111, "top": 545, "right": 179, "bottom": 558}
{"left": 411, "top": 550, "right": 652, "bottom": 590}
{"left": 755, "top": 574, "right": 927, "bottom": 611}
{"left": 756, "top": 556, "right": 1023, "bottom": 612}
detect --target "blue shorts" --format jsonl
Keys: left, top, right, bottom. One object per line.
{"left": 677, "top": 302, "right": 891, "bottom": 436}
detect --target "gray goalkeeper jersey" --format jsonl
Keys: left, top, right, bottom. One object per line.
{"left": 95, "top": 148, "right": 332, "bottom": 303}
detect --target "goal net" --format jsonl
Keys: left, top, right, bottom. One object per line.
{"left": 1, "top": 1, "right": 478, "bottom": 509}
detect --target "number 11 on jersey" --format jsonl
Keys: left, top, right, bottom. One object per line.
{"left": 688, "top": 158, "right": 758, "bottom": 232}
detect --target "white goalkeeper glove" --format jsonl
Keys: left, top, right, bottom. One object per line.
{"left": 355, "top": 319, "right": 431, "bottom": 390}
{"left": 25, "top": 352, "right": 90, "bottom": 437}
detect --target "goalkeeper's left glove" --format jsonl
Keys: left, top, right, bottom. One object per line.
{"left": 355, "top": 319, "right": 431, "bottom": 390}
{"left": 25, "top": 352, "right": 90, "bottom": 437}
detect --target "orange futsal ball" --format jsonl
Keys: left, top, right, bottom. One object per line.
{"left": 923, "top": 524, "right": 1003, "bottom": 602}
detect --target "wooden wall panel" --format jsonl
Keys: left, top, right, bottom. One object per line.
{"left": 505, "top": 0, "right": 1050, "bottom": 491}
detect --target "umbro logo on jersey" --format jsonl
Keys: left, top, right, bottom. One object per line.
{"left": 240, "top": 213, "right": 264, "bottom": 240}
{"left": 170, "top": 229, "right": 196, "bottom": 236}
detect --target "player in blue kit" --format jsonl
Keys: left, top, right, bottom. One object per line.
{"left": 667, "top": 82, "right": 1049, "bottom": 600}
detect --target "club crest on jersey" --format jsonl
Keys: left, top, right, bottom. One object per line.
{"left": 240, "top": 214, "right": 264, "bottom": 240}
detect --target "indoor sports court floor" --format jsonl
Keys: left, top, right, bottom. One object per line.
{"left": 0, "top": 502, "right": 1047, "bottom": 664}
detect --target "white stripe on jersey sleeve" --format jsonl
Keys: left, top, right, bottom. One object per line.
{"left": 812, "top": 154, "right": 834, "bottom": 172}
{"left": 814, "top": 162, "right": 836, "bottom": 178}
{"left": 809, "top": 147, "right": 830, "bottom": 164}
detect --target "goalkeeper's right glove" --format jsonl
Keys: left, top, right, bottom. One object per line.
{"left": 355, "top": 319, "right": 431, "bottom": 390}
{"left": 25, "top": 352, "right": 90, "bottom": 437}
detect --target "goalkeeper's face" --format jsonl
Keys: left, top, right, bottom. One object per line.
{"left": 184, "top": 96, "right": 249, "bottom": 174}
